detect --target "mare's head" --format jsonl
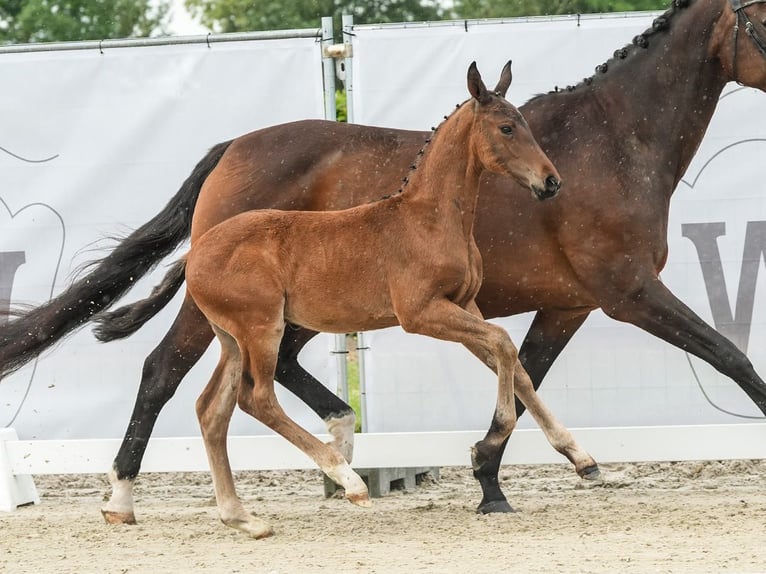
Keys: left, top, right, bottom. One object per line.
{"left": 466, "top": 61, "right": 561, "bottom": 200}
{"left": 714, "top": 0, "right": 766, "bottom": 89}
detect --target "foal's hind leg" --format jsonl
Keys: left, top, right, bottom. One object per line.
{"left": 276, "top": 327, "right": 356, "bottom": 462}
{"left": 197, "top": 327, "right": 274, "bottom": 539}
{"left": 237, "top": 327, "right": 370, "bottom": 508}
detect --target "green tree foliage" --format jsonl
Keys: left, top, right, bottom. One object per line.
{"left": 185, "top": 0, "right": 445, "bottom": 33}
{"left": 0, "top": 0, "right": 170, "bottom": 44}
{"left": 455, "top": 0, "right": 668, "bottom": 19}
{"left": 186, "top": 0, "right": 669, "bottom": 33}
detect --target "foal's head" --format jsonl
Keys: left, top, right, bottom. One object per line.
{"left": 467, "top": 61, "right": 561, "bottom": 200}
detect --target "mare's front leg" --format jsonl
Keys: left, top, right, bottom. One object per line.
{"left": 472, "top": 309, "right": 599, "bottom": 514}
{"left": 601, "top": 276, "right": 766, "bottom": 414}
{"left": 197, "top": 327, "right": 274, "bottom": 539}
{"left": 103, "top": 294, "right": 214, "bottom": 525}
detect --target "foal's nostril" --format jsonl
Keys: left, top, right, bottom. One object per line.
{"left": 545, "top": 175, "right": 561, "bottom": 195}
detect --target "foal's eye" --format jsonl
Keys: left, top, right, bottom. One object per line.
{"left": 500, "top": 125, "right": 514, "bottom": 135}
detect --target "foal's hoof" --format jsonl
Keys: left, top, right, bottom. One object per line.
{"left": 224, "top": 515, "right": 274, "bottom": 539}
{"left": 477, "top": 499, "right": 516, "bottom": 514}
{"left": 578, "top": 464, "right": 602, "bottom": 482}
{"left": 101, "top": 508, "right": 137, "bottom": 525}
{"left": 347, "top": 491, "right": 373, "bottom": 508}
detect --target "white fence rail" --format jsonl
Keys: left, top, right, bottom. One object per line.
{"left": 5, "top": 424, "right": 766, "bottom": 511}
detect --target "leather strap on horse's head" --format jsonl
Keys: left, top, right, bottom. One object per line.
{"left": 730, "top": 0, "right": 766, "bottom": 83}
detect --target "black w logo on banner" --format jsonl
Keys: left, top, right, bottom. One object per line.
{"left": 682, "top": 221, "right": 766, "bottom": 355}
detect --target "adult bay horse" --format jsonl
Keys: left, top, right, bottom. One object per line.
{"left": 1, "top": 0, "right": 766, "bottom": 523}
{"left": 181, "top": 62, "right": 588, "bottom": 537}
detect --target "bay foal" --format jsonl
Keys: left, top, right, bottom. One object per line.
{"left": 183, "top": 62, "right": 594, "bottom": 537}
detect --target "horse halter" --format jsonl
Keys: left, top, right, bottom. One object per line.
{"left": 730, "top": 0, "right": 766, "bottom": 82}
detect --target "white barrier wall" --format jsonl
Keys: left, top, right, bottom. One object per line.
{"left": 0, "top": 35, "right": 338, "bottom": 440}
{"left": 3, "top": 13, "right": 766, "bottom": 445}
{"left": 350, "top": 15, "right": 766, "bottom": 431}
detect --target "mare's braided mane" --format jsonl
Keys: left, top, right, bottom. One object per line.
{"left": 542, "top": 0, "right": 691, "bottom": 95}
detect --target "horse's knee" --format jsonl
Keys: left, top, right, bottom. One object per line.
{"left": 486, "top": 324, "right": 518, "bottom": 366}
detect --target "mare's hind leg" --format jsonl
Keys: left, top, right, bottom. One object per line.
{"left": 196, "top": 327, "right": 274, "bottom": 539}
{"left": 276, "top": 327, "right": 356, "bottom": 462}
{"left": 236, "top": 326, "right": 370, "bottom": 509}
{"left": 103, "top": 293, "right": 214, "bottom": 525}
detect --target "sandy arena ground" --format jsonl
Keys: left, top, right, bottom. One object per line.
{"left": 2, "top": 460, "right": 766, "bottom": 573}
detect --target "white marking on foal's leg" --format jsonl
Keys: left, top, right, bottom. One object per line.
{"left": 325, "top": 461, "right": 371, "bottom": 507}
{"left": 101, "top": 468, "right": 137, "bottom": 525}
{"left": 218, "top": 498, "right": 274, "bottom": 539}
{"left": 325, "top": 412, "right": 356, "bottom": 462}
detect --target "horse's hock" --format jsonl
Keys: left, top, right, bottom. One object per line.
{"left": 323, "top": 467, "right": 440, "bottom": 498}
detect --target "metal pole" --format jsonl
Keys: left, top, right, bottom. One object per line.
{"left": 341, "top": 14, "right": 355, "bottom": 124}
{"left": 333, "top": 335, "right": 349, "bottom": 403}
{"left": 357, "top": 332, "right": 369, "bottom": 433}
{"left": 0, "top": 28, "right": 320, "bottom": 54}
{"left": 322, "top": 17, "right": 349, "bottom": 402}
{"left": 320, "top": 17, "right": 337, "bottom": 122}
{"left": 339, "top": 14, "right": 368, "bottom": 430}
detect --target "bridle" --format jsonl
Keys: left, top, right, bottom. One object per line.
{"left": 730, "top": 0, "right": 766, "bottom": 82}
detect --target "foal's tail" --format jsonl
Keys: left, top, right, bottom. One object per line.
{"left": 92, "top": 258, "right": 186, "bottom": 342}
{"left": 0, "top": 140, "right": 232, "bottom": 380}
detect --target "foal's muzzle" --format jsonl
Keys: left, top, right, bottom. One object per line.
{"left": 533, "top": 175, "right": 561, "bottom": 200}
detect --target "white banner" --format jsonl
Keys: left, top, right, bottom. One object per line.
{"left": 350, "top": 15, "right": 766, "bottom": 431}
{"left": 0, "top": 36, "right": 337, "bottom": 439}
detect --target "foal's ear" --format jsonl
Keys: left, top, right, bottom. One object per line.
{"left": 467, "top": 61, "right": 492, "bottom": 105}
{"left": 493, "top": 60, "right": 513, "bottom": 98}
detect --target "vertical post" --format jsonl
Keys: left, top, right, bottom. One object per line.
{"left": 323, "top": 16, "right": 348, "bottom": 402}
{"left": 322, "top": 16, "right": 348, "bottom": 402}
{"left": 339, "top": 14, "right": 368, "bottom": 432}
{"left": 0, "top": 428, "right": 39, "bottom": 512}
{"left": 321, "top": 16, "right": 337, "bottom": 122}
{"left": 333, "top": 334, "right": 349, "bottom": 402}
{"left": 341, "top": 14, "right": 355, "bottom": 124}
{"left": 357, "top": 331, "right": 369, "bottom": 432}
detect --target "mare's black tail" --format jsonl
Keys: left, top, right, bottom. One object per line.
{"left": 0, "top": 140, "right": 232, "bottom": 380}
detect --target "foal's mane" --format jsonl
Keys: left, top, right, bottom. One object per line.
{"left": 378, "top": 97, "right": 472, "bottom": 201}
{"left": 530, "top": 0, "right": 692, "bottom": 100}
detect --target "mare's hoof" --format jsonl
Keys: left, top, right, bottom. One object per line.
{"left": 477, "top": 499, "right": 516, "bottom": 514}
{"left": 101, "top": 508, "right": 137, "bottom": 525}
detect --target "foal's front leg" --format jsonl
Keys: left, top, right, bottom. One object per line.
{"left": 511, "top": 361, "right": 599, "bottom": 478}
{"left": 396, "top": 298, "right": 521, "bottom": 501}
{"left": 459, "top": 301, "right": 596, "bottom": 513}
